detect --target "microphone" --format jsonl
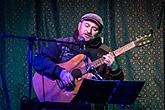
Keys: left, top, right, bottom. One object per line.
{"left": 78, "top": 35, "right": 86, "bottom": 52}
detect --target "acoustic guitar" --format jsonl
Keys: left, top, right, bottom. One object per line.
{"left": 33, "top": 34, "right": 152, "bottom": 102}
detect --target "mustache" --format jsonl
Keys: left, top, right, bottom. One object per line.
{"left": 84, "top": 33, "right": 93, "bottom": 38}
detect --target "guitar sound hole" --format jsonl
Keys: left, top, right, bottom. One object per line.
{"left": 71, "top": 69, "right": 82, "bottom": 79}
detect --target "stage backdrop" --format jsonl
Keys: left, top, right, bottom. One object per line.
{"left": 0, "top": 0, "right": 164, "bottom": 110}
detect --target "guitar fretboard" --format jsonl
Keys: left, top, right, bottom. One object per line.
{"left": 80, "top": 41, "right": 136, "bottom": 74}
{"left": 113, "top": 41, "right": 135, "bottom": 56}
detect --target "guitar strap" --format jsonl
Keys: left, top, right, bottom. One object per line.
{"left": 99, "top": 44, "right": 112, "bottom": 52}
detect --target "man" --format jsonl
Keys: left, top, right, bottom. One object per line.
{"left": 33, "top": 13, "right": 124, "bottom": 103}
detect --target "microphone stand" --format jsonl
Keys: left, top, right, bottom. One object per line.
{"left": 27, "top": 36, "right": 35, "bottom": 100}
{"left": 1, "top": 34, "right": 78, "bottom": 100}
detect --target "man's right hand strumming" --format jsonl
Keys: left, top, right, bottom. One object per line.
{"left": 59, "top": 69, "right": 74, "bottom": 86}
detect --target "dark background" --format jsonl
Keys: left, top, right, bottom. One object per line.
{"left": 0, "top": 0, "right": 164, "bottom": 110}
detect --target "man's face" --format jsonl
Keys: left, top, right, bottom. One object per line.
{"left": 78, "top": 20, "right": 99, "bottom": 41}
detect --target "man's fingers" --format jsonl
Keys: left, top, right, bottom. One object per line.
{"left": 103, "top": 52, "right": 115, "bottom": 66}
{"left": 62, "top": 74, "right": 74, "bottom": 86}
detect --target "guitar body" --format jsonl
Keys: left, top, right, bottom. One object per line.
{"left": 33, "top": 54, "right": 93, "bottom": 102}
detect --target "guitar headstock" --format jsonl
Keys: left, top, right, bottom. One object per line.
{"left": 134, "top": 34, "right": 153, "bottom": 47}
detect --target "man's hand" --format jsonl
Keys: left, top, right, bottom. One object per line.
{"left": 103, "top": 52, "right": 115, "bottom": 67}
{"left": 59, "top": 69, "right": 74, "bottom": 86}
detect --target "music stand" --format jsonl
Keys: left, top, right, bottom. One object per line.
{"left": 72, "top": 79, "right": 145, "bottom": 110}
{"left": 108, "top": 80, "right": 145, "bottom": 104}
{"left": 108, "top": 80, "right": 145, "bottom": 110}
{"left": 72, "top": 79, "right": 120, "bottom": 103}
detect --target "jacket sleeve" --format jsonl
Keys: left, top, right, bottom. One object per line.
{"left": 108, "top": 60, "right": 124, "bottom": 80}
{"left": 98, "top": 60, "right": 124, "bottom": 80}
{"left": 33, "top": 42, "right": 64, "bottom": 79}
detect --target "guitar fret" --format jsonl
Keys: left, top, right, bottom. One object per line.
{"left": 113, "top": 42, "right": 135, "bottom": 57}
{"left": 92, "top": 58, "right": 104, "bottom": 68}
{"left": 80, "top": 57, "right": 105, "bottom": 75}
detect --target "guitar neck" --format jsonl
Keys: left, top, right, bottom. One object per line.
{"left": 113, "top": 41, "right": 135, "bottom": 57}
{"left": 89, "top": 41, "right": 136, "bottom": 69}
